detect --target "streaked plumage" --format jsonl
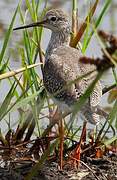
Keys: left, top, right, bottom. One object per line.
{"left": 13, "top": 9, "right": 102, "bottom": 124}
{"left": 42, "top": 9, "right": 102, "bottom": 124}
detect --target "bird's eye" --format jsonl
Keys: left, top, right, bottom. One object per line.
{"left": 50, "top": 16, "right": 57, "bottom": 22}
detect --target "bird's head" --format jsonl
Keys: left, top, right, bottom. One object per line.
{"left": 13, "top": 9, "right": 70, "bottom": 33}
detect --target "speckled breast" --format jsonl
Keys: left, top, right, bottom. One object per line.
{"left": 43, "top": 59, "right": 77, "bottom": 106}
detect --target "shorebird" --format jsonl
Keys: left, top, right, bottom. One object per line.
{"left": 14, "top": 9, "right": 102, "bottom": 125}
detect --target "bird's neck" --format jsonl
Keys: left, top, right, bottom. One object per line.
{"left": 45, "top": 29, "right": 70, "bottom": 60}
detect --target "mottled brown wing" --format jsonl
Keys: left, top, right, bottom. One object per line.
{"left": 45, "top": 46, "right": 102, "bottom": 107}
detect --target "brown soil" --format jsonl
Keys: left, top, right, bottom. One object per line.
{"left": 0, "top": 153, "right": 117, "bottom": 180}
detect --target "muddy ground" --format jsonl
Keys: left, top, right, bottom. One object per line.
{"left": 0, "top": 153, "right": 117, "bottom": 180}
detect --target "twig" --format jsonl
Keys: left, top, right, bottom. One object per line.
{"left": 0, "top": 63, "right": 42, "bottom": 80}
{"left": 70, "top": 0, "right": 78, "bottom": 43}
{"left": 70, "top": 156, "right": 100, "bottom": 180}
{"left": 70, "top": 0, "right": 99, "bottom": 47}
{"left": 42, "top": 110, "right": 70, "bottom": 137}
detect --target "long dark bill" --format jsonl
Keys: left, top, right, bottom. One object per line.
{"left": 13, "top": 21, "right": 46, "bottom": 31}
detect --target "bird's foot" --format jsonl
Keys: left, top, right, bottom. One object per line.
{"left": 71, "top": 121, "right": 87, "bottom": 168}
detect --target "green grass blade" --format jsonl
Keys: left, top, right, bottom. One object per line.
{"left": 0, "top": 5, "right": 19, "bottom": 64}
{"left": 99, "top": 99, "right": 117, "bottom": 141}
{"left": 70, "top": 0, "right": 99, "bottom": 47}
{"left": 0, "top": 58, "right": 9, "bottom": 74}
{"left": 82, "top": 16, "right": 90, "bottom": 53}
{"left": 25, "top": 139, "right": 59, "bottom": 180}
{"left": 83, "top": 0, "right": 112, "bottom": 52}
{"left": 112, "top": 67, "right": 117, "bottom": 85}
{"left": 25, "top": 0, "right": 34, "bottom": 20}
{"left": 108, "top": 99, "right": 117, "bottom": 125}
{"left": 103, "top": 136, "right": 117, "bottom": 147}
{"left": 12, "top": 88, "right": 43, "bottom": 111}
{"left": 0, "top": 81, "right": 17, "bottom": 121}
{"left": 0, "top": 81, "right": 35, "bottom": 122}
